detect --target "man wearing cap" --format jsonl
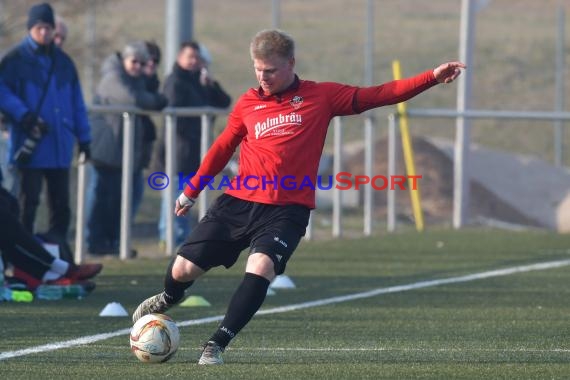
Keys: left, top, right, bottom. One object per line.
{"left": 0, "top": 2, "right": 91, "bottom": 264}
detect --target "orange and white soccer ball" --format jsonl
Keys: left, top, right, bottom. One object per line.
{"left": 130, "top": 313, "right": 180, "bottom": 363}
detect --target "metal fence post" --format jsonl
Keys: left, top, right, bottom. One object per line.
{"left": 364, "top": 114, "right": 375, "bottom": 235}
{"left": 554, "top": 6, "right": 566, "bottom": 167}
{"left": 74, "top": 157, "right": 87, "bottom": 263}
{"left": 165, "top": 113, "right": 177, "bottom": 256}
{"left": 199, "top": 114, "right": 211, "bottom": 220}
{"left": 454, "top": 0, "right": 476, "bottom": 229}
{"left": 387, "top": 114, "right": 397, "bottom": 232}
{"left": 333, "top": 117, "right": 343, "bottom": 238}
{"left": 120, "top": 112, "right": 134, "bottom": 260}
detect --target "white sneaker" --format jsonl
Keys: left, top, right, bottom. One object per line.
{"left": 198, "top": 341, "right": 224, "bottom": 365}
{"left": 132, "top": 292, "right": 173, "bottom": 323}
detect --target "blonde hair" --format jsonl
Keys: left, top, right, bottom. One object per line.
{"left": 249, "top": 29, "right": 295, "bottom": 60}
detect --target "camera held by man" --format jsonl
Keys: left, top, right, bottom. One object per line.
{"left": 14, "top": 113, "right": 49, "bottom": 165}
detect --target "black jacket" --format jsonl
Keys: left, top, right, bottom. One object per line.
{"left": 91, "top": 53, "right": 167, "bottom": 169}
{"left": 157, "top": 63, "right": 231, "bottom": 175}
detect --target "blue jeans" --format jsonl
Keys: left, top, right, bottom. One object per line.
{"left": 131, "top": 170, "right": 144, "bottom": 220}
{"left": 84, "top": 164, "right": 97, "bottom": 240}
{"left": 87, "top": 166, "right": 122, "bottom": 252}
{"left": 158, "top": 188, "right": 192, "bottom": 245}
{"left": 86, "top": 165, "right": 144, "bottom": 253}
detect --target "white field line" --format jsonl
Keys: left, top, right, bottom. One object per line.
{"left": 1, "top": 258, "right": 569, "bottom": 361}
{"left": 87, "top": 345, "right": 570, "bottom": 354}
{"left": 233, "top": 347, "right": 570, "bottom": 353}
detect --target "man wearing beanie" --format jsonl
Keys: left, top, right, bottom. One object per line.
{"left": 0, "top": 2, "right": 92, "bottom": 266}
{"left": 27, "top": 2, "right": 55, "bottom": 30}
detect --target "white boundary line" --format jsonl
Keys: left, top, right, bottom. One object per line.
{"left": 85, "top": 345, "right": 570, "bottom": 353}
{"left": 1, "top": 258, "right": 569, "bottom": 361}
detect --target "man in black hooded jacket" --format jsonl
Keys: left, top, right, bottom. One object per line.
{"left": 156, "top": 41, "right": 231, "bottom": 245}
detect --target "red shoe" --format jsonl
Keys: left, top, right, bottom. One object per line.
{"left": 66, "top": 263, "right": 103, "bottom": 281}
{"left": 12, "top": 267, "right": 42, "bottom": 290}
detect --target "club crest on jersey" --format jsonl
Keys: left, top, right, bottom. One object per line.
{"left": 289, "top": 95, "right": 303, "bottom": 109}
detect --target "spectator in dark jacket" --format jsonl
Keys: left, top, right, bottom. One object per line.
{"left": 156, "top": 41, "right": 231, "bottom": 246}
{"left": 0, "top": 3, "right": 91, "bottom": 255}
{"left": 131, "top": 41, "right": 162, "bottom": 219}
{"left": 88, "top": 41, "right": 167, "bottom": 255}
{"left": 140, "top": 41, "right": 162, "bottom": 171}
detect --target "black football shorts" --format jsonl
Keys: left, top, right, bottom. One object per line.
{"left": 177, "top": 194, "right": 310, "bottom": 275}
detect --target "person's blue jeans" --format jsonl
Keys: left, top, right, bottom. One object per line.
{"left": 86, "top": 166, "right": 144, "bottom": 253}
{"left": 131, "top": 169, "right": 144, "bottom": 220}
{"left": 87, "top": 166, "right": 122, "bottom": 253}
{"left": 84, "top": 164, "right": 97, "bottom": 241}
{"left": 158, "top": 187, "right": 191, "bottom": 245}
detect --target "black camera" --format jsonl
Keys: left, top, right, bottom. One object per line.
{"left": 14, "top": 117, "right": 49, "bottom": 164}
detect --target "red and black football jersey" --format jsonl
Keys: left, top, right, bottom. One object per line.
{"left": 183, "top": 70, "right": 437, "bottom": 208}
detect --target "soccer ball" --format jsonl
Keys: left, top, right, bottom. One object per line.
{"left": 129, "top": 313, "right": 180, "bottom": 363}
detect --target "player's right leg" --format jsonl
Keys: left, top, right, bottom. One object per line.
{"left": 132, "top": 256, "right": 204, "bottom": 323}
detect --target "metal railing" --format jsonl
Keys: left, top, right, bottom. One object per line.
{"left": 74, "top": 106, "right": 375, "bottom": 260}
{"left": 74, "top": 105, "right": 570, "bottom": 262}
{"left": 386, "top": 108, "right": 570, "bottom": 232}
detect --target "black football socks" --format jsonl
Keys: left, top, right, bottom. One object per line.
{"left": 163, "top": 258, "right": 194, "bottom": 304}
{"left": 209, "top": 272, "right": 270, "bottom": 348}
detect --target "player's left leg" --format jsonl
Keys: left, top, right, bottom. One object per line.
{"left": 198, "top": 253, "right": 273, "bottom": 365}
{"left": 199, "top": 203, "right": 310, "bottom": 365}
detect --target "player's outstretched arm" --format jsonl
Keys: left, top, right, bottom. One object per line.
{"left": 433, "top": 61, "right": 466, "bottom": 84}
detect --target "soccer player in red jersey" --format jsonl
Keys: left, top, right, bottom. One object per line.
{"left": 133, "top": 29, "right": 465, "bottom": 364}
